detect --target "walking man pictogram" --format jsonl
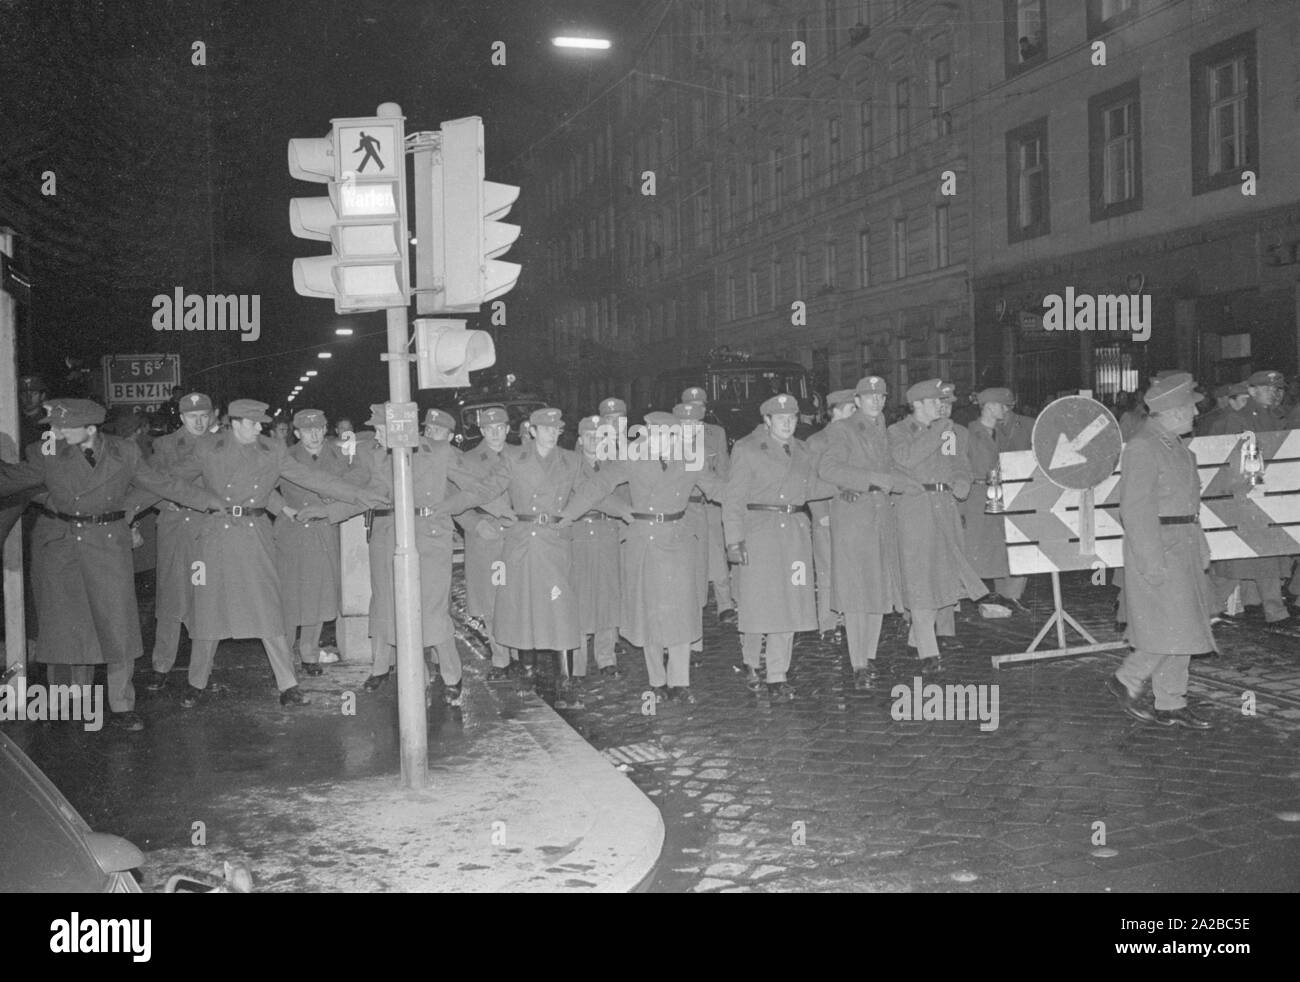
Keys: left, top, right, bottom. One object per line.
{"left": 354, "top": 131, "right": 384, "bottom": 172}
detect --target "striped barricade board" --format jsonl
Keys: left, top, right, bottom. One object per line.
{"left": 999, "top": 429, "right": 1300, "bottom": 576}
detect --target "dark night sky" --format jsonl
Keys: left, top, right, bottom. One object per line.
{"left": 0, "top": 0, "right": 622, "bottom": 420}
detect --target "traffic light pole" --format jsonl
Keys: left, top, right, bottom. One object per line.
{"left": 385, "top": 303, "right": 428, "bottom": 789}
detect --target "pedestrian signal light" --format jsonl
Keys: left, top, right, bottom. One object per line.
{"left": 288, "top": 105, "right": 409, "bottom": 312}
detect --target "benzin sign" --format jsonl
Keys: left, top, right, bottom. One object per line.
{"left": 102, "top": 354, "right": 181, "bottom": 410}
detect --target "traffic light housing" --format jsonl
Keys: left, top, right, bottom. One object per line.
{"left": 415, "top": 318, "right": 496, "bottom": 389}
{"left": 288, "top": 105, "right": 409, "bottom": 312}
{"left": 416, "top": 116, "right": 520, "bottom": 314}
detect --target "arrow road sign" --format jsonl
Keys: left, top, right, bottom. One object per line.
{"left": 1032, "top": 396, "right": 1122, "bottom": 491}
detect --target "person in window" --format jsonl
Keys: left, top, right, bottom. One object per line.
{"left": 1019, "top": 35, "right": 1040, "bottom": 61}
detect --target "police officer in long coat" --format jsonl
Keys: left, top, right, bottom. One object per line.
{"left": 450, "top": 408, "right": 589, "bottom": 685}
{"left": 962, "top": 387, "right": 1032, "bottom": 613}
{"left": 723, "top": 393, "right": 834, "bottom": 701}
{"left": 1106, "top": 374, "right": 1216, "bottom": 728}
{"left": 673, "top": 401, "right": 726, "bottom": 665}
{"left": 153, "top": 399, "right": 383, "bottom": 708}
{"left": 1206, "top": 369, "right": 1294, "bottom": 625}
{"left": 454, "top": 406, "right": 517, "bottom": 680}
{"left": 563, "top": 411, "right": 722, "bottom": 703}
{"left": 680, "top": 386, "right": 736, "bottom": 625}
{"left": 0, "top": 400, "right": 214, "bottom": 731}
{"left": 271, "top": 409, "right": 368, "bottom": 676}
{"left": 889, "top": 380, "right": 987, "bottom": 669}
{"left": 804, "top": 390, "right": 857, "bottom": 640}
{"left": 818, "top": 376, "right": 911, "bottom": 689}
{"left": 564, "top": 415, "right": 627, "bottom": 703}
{"left": 146, "top": 392, "right": 213, "bottom": 692}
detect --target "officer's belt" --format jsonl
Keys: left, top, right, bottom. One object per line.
{"left": 208, "top": 506, "right": 269, "bottom": 518}
{"left": 921, "top": 483, "right": 952, "bottom": 492}
{"left": 746, "top": 504, "right": 810, "bottom": 516}
{"left": 370, "top": 507, "right": 443, "bottom": 518}
{"left": 630, "top": 510, "right": 686, "bottom": 523}
{"left": 38, "top": 506, "right": 126, "bottom": 525}
{"left": 516, "top": 513, "right": 564, "bottom": 525}
{"left": 579, "top": 510, "right": 613, "bottom": 521}
{"left": 162, "top": 501, "right": 205, "bottom": 514}
{"left": 1158, "top": 515, "right": 1199, "bottom": 525}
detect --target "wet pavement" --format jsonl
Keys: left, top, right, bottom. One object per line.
{"left": 549, "top": 572, "right": 1300, "bottom": 893}
{"left": 7, "top": 568, "right": 1300, "bottom": 892}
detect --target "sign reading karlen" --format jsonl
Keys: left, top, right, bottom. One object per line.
{"left": 1031, "top": 396, "right": 1122, "bottom": 491}
{"left": 102, "top": 354, "right": 181, "bottom": 409}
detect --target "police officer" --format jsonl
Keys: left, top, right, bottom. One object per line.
{"left": 563, "top": 411, "right": 722, "bottom": 703}
{"left": 1106, "top": 374, "right": 1216, "bottom": 728}
{"left": 155, "top": 399, "right": 384, "bottom": 708}
{"left": 146, "top": 392, "right": 213, "bottom": 692}
{"left": 424, "top": 408, "right": 456, "bottom": 443}
{"left": 450, "top": 408, "right": 590, "bottom": 690}
{"left": 0, "top": 399, "right": 211, "bottom": 731}
{"left": 818, "top": 376, "right": 911, "bottom": 689}
{"left": 673, "top": 401, "right": 724, "bottom": 666}
{"left": 1196, "top": 382, "right": 1248, "bottom": 436}
{"left": 804, "top": 390, "right": 858, "bottom": 641}
{"left": 1207, "top": 369, "right": 1293, "bottom": 625}
{"left": 963, "top": 387, "right": 1031, "bottom": 614}
{"left": 723, "top": 393, "right": 833, "bottom": 701}
{"left": 271, "top": 408, "right": 367, "bottom": 676}
{"left": 680, "top": 386, "right": 736, "bottom": 625}
{"left": 454, "top": 406, "right": 517, "bottom": 680}
{"left": 564, "top": 413, "right": 627, "bottom": 705}
{"left": 889, "top": 380, "right": 987, "bottom": 669}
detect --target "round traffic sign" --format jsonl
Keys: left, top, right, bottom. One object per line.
{"left": 1031, "top": 396, "right": 1122, "bottom": 490}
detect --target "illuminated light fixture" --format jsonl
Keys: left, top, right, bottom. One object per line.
{"left": 335, "top": 327, "right": 353, "bottom": 336}
{"left": 318, "top": 351, "right": 333, "bottom": 358}
{"left": 552, "top": 36, "right": 611, "bottom": 49}
{"left": 305, "top": 370, "right": 318, "bottom": 377}
{"left": 299, "top": 376, "right": 310, "bottom": 382}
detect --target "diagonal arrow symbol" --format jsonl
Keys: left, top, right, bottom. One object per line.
{"left": 1049, "top": 414, "right": 1111, "bottom": 470}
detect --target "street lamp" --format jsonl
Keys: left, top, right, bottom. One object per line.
{"left": 335, "top": 328, "right": 353, "bottom": 336}
{"left": 552, "top": 36, "right": 612, "bottom": 49}
{"left": 318, "top": 351, "right": 332, "bottom": 359}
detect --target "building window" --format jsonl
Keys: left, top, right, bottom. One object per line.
{"left": 934, "top": 205, "right": 950, "bottom": 268}
{"left": 770, "top": 257, "right": 782, "bottom": 309}
{"left": 1191, "top": 32, "right": 1258, "bottom": 195}
{"left": 893, "top": 77, "right": 910, "bottom": 157}
{"left": 823, "top": 241, "right": 838, "bottom": 289}
{"left": 857, "top": 228, "right": 871, "bottom": 287}
{"left": 826, "top": 117, "right": 842, "bottom": 184}
{"left": 769, "top": 38, "right": 781, "bottom": 94}
{"left": 858, "top": 91, "right": 873, "bottom": 170}
{"left": 727, "top": 276, "right": 737, "bottom": 320}
{"left": 799, "top": 133, "right": 812, "bottom": 197}
{"left": 745, "top": 59, "right": 758, "bottom": 111}
{"left": 1087, "top": 0, "right": 1137, "bottom": 39}
{"left": 749, "top": 163, "right": 761, "bottom": 222}
{"left": 727, "top": 174, "right": 738, "bottom": 231}
{"left": 892, "top": 219, "right": 908, "bottom": 279}
{"left": 1005, "top": 0, "right": 1046, "bottom": 75}
{"left": 695, "top": 194, "right": 711, "bottom": 248}
{"left": 1006, "top": 116, "right": 1050, "bottom": 242}
{"left": 795, "top": 250, "right": 807, "bottom": 297}
{"left": 1089, "top": 79, "right": 1142, "bottom": 221}
{"left": 772, "top": 148, "right": 785, "bottom": 212}
{"left": 723, "top": 74, "right": 736, "bottom": 119}
{"left": 825, "top": 0, "right": 838, "bottom": 55}
{"left": 932, "top": 55, "right": 953, "bottom": 138}
{"left": 748, "top": 269, "right": 760, "bottom": 316}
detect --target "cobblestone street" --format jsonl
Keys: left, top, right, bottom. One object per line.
{"left": 518, "top": 572, "right": 1300, "bottom": 892}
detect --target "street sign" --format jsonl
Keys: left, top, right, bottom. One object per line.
{"left": 385, "top": 401, "right": 419, "bottom": 448}
{"left": 102, "top": 354, "right": 181, "bottom": 410}
{"left": 1031, "top": 396, "right": 1122, "bottom": 491}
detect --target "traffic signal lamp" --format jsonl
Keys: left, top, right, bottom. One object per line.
{"left": 415, "top": 318, "right": 496, "bottom": 389}
{"left": 417, "top": 116, "right": 520, "bottom": 314}
{"left": 288, "top": 104, "right": 409, "bottom": 312}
